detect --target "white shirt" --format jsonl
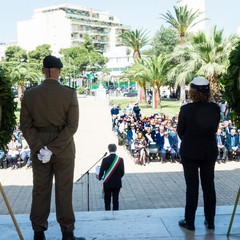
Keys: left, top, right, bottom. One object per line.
{"left": 163, "top": 137, "right": 171, "bottom": 149}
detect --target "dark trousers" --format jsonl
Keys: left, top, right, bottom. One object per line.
{"left": 6, "top": 154, "right": 19, "bottom": 166}
{"left": 30, "top": 155, "right": 75, "bottom": 233}
{"left": 182, "top": 158, "right": 216, "bottom": 225}
{"left": 104, "top": 188, "right": 120, "bottom": 211}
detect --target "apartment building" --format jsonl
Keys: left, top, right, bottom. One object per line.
{"left": 17, "top": 3, "right": 133, "bottom": 76}
{"left": 17, "top": 3, "right": 129, "bottom": 56}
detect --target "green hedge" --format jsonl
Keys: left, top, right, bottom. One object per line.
{"left": 222, "top": 42, "right": 240, "bottom": 128}
{"left": 0, "top": 67, "right": 17, "bottom": 150}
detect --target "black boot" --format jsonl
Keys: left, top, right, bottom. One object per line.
{"left": 62, "top": 232, "right": 86, "bottom": 240}
{"left": 34, "top": 231, "right": 46, "bottom": 240}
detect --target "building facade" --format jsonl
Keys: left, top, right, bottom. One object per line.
{"left": 17, "top": 3, "right": 130, "bottom": 56}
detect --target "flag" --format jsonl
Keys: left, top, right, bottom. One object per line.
{"left": 89, "top": 8, "right": 93, "bottom": 18}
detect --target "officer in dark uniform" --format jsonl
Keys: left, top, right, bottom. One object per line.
{"left": 133, "top": 102, "right": 141, "bottom": 120}
{"left": 177, "top": 77, "right": 220, "bottom": 231}
{"left": 98, "top": 144, "right": 124, "bottom": 211}
{"left": 20, "top": 55, "right": 85, "bottom": 240}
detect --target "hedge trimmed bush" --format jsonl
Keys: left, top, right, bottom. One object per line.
{"left": 222, "top": 43, "right": 240, "bottom": 128}
{"left": 77, "top": 87, "right": 86, "bottom": 95}
{"left": 0, "top": 66, "right": 17, "bottom": 150}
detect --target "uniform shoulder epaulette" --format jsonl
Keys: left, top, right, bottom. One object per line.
{"left": 63, "top": 85, "right": 76, "bottom": 90}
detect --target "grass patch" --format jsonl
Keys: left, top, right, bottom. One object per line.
{"left": 110, "top": 98, "right": 181, "bottom": 118}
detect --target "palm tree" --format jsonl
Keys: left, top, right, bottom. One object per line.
{"left": 119, "top": 29, "right": 149, "bottom": 60}
{"left": 132, "top": 55, "right": 167, "bottom": 108}
{"left": 120, "top": 29, "right": 149, "bottom": 102}
{"left": 169, "top": 26, "right": 239, "bottom": 101}
{"left": 160, "top": 5, "right": 206, "bottom": 102}
{"left": 8, "top": 62, "right": 41, "bottom": 99}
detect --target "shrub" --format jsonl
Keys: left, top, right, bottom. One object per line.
{"left": 77, "top": 87, "right": 86, "bottom": 95}
{"left": 0, "top": 66, "right": 17, "bottom": 150}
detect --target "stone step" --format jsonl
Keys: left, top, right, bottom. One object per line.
{"left": 1, "top": 206, "right": 239, "bottom": 239}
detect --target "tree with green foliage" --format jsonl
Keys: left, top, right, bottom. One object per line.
{"left": 82, "top": 33, "right": 95, "bottom": 52}
{"left": 60, "top": 35, "right": 107, "bottom": 84}
{"left": 168, "top": 26, "right": 239, "bottom": 101}
{"left": 119, "top": 29, "right": 149, "bottom": 103}
{"left": 4, "top": 45, "right": 27, "bottom": 62}
{"left": 28, "top": 44, "right": 52, "bottom": 64}
{"left": 0, "top": 66, "right": 17, "bottom": 150}
{"left": 60, "top": 46, "right": 89, "bottom": 76}
{"left": 151, "top": 26, "right": 178, "bottom": 56}
{"left": 7, "top": 62, "right": 41, "bottom": 99}
{"left": 2, "top": 45, "right": 43, "bottom": 99}
{"left": 221, "top": 42, "right": 240, "bottom": 128}
{"left": 160, "top": 5, "right": 206, "bottom": 102}
{"left": 119, "top": 29, "right": 149, "bottom": 60}
{"left": 88, "top": 51, "right": 107, "bottom": 70}
{"left": 133, "top": 55, "right": 167, "bottom": 108}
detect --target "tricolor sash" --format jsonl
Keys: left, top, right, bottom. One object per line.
{"left": 103, "top": 155, "right": 121, "bottom": 183}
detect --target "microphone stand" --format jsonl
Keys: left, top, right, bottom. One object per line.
{"left": 76, "top": 152, "right": 107, "bottom": 211}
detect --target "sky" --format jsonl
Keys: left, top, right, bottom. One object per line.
{"left": 1, "top": 0, "right": 240, "bottom": 43}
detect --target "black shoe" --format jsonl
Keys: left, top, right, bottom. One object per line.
{"left": 62, "top": 232, "right": 86, "bottom": 240}
{"left": 204, "top": 220, "right": 215, "bottom": 229}
{"left": 178, "top": 219, "right": 195, "bottom": 230}
{"left": 34, "top": 231, "right": 46, "bottom": 240}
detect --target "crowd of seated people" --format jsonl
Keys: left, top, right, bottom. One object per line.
{"left": 0, "top": 126, "right": 32, "bottom": 170}
{"left": 111, "top": 102, "right": 240, "bottom": 165}
{"left": 111, "top": 102, "right": 180, "bottom": 165}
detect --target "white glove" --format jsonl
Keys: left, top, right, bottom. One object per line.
{"left": 37, "top": 146, "right": 53, "bottom": 163}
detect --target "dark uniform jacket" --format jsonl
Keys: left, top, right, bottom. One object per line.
{"left": 177, "top": 102, "right": 220, "bottom": 160}
{"left": 99, "top": 153, "right": 124, "bottom": 189}
{"left": 20, "top": 79, "right": 79, "bottom": 158}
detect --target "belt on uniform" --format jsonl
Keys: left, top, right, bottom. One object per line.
{"left": 36, "top": 126, "right": 65, "bottom": 133}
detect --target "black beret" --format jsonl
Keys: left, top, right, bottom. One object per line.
{"left": 43, "top": 55, "right": 63, "bottom": 69}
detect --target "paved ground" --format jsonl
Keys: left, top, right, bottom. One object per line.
{"left": 0, "top": 95, "right": 240, "bottom": 239}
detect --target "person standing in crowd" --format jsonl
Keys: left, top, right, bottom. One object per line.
{"left": 110, "top": 104, "right": 119, "bottom": 131}
{"left": 124, "top": 103, "right": 132, "bottom": 115}
{"left": 127, "top": 123, "right": 136, "bottom": 153}
{"left": 177, "top": 77, "right": 220, "bottom": 231}
{"left": 216, "top": 128, "right": 227, "bottom": 163}
{"left": 98, "top": 144, "right": 124, "bottom": 211}
{"left": 133, "top": 102, "right": 141, "bottom": 120}
{"left": 20, "top": 55, "right": 85, "bottom": 240}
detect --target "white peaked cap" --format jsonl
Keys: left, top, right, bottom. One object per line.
{"left": 191, "top": 77, "right": 209, "bottom": 86}
{"left": 190, "top": 77, "right": 210, "bottom": 93}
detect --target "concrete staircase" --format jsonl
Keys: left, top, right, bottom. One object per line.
{"left": 1, "top": 206, "right": 239, "bottom": 240}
